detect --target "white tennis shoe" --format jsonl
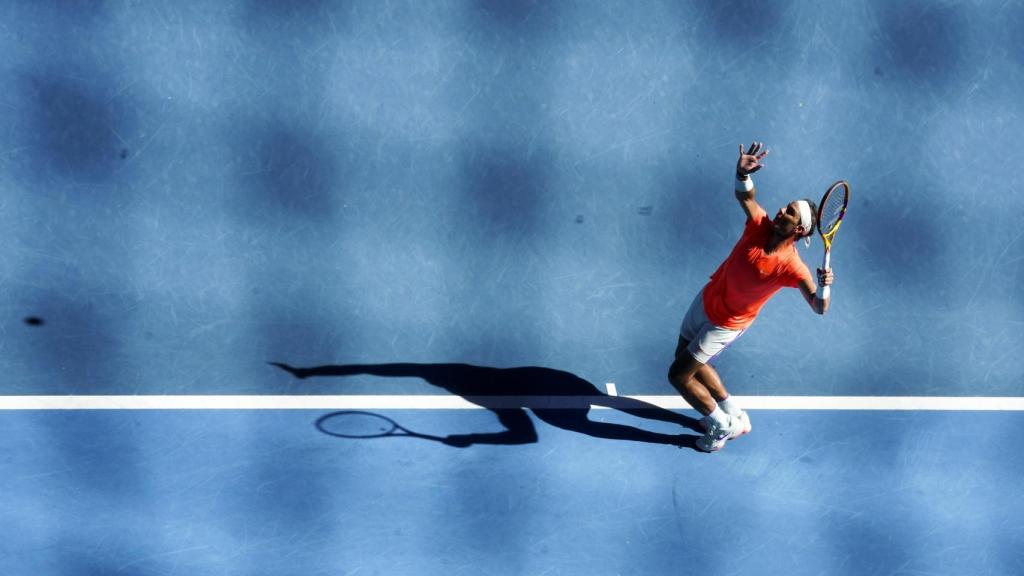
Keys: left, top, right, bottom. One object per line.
{"left": 697, "top": 411, "right": 750, "bottom": 452}
{"left": 732, "top": 410, "right": 752, "bottom": 438}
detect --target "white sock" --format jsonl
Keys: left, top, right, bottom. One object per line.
{"left": 706, "top": 406, "right": 729, "bottom": 429}
{"left": 718, "top": 396, "right": 742, "bottom": 417}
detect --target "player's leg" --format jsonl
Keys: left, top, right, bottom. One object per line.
{"left": 668, "top": 336, "right": 717, "bottom": 415}
{"left": 694, "top": 362, "right": 728, "bottom": 403}
{"left": 697, "top": 361, "right": 751, "bottom": 437}
{"left": 672, "top": 290, "right": 746, "bottom": 447}
{"left": 667, "top": 341, "right": 744, "bottom": 452}
{"left": 669, "top": 314, "right": 751, "bottom": 452}
{"left": 681, "top": 312, "right": 748, "bottom": 416}
{"left": 672, "top": 292, "right": 721, "bottom": 415}
{"left": 668, "top": 338, "right": 743, "bottom": 413}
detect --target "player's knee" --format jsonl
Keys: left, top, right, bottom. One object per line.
{"left": 669, "top": 355, "right": 701, "bottom": 384}
{"left": 667, "top": 359, "right": 690, "bottom": 384}
{"left": 667, "top": 361, "right": 681, "bottom": 383}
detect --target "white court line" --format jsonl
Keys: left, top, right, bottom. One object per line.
{"left": 0, "top": 395, "right": 1023, "bottom": 411}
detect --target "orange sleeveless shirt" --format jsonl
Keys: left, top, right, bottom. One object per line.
{"left": 702, "top": 206, "right": 812, "bottom": 330}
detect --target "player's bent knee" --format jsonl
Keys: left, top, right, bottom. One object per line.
{"left": 667, "top": 361, "right": 687, "bottom": 384}
{"left": 668, "top": 355, "right": 702, "bottom": 384}
{"left": 667, "top": 364, "right": 679, "bottom": 384}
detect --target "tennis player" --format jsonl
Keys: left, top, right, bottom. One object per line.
{"left": 670, "top": 141, "right": 834, "bottom": 452}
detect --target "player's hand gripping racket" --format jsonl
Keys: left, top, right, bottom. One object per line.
{"left": 816, "top": 180, "right": 850, "bottom": 300}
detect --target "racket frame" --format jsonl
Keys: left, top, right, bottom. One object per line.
{"left": 816, "top": 180, "right": 850, "bottom": 300}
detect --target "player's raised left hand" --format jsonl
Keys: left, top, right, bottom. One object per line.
{"left": 737, "top": 142, "right": 769, "bottom": 177}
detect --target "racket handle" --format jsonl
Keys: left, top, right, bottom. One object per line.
{"left": 817, "top": 249, "right": 832, "bottom": 301}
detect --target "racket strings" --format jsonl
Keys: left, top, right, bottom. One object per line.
{"left": 821, "top": 188, "right": 847, "bottom": 232}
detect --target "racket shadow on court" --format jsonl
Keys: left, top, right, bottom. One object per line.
{"left": 268, "top": 362, "right": 703, "bottom": 450}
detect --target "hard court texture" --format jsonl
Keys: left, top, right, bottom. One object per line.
{"left": 1, "top": 1, "right": 1022, "bottom": 574}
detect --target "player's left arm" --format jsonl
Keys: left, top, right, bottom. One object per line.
{"left": 798, "top": 268, "right": 833, "bottom": 315}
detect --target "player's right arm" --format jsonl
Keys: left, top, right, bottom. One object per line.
{"left": 735, "top": 142, "right": 769, "bottom": 221}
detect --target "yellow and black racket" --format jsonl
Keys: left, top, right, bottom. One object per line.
{"left": 817, "top": 180, "right": 850, "bottom": 299}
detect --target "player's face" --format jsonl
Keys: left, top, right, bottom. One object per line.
{"left": 773, "top": 202, "right": 803, "bottom": 237}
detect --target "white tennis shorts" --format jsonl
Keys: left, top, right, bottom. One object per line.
{"left": 679, "top": 289, "right": 745, "bottom": 364}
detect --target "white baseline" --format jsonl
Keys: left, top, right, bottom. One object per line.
{"left": 0, "top": 395, "right": 1022, "bottom": 411}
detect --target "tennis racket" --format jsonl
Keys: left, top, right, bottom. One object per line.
{"left": 315, "top": 411, "right": 446, "bottom": 442}
{"left": 817, "top": 180, "right": 850, "bottom": 300}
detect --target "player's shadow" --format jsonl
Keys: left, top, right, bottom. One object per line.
{"left": 269, "top": 362, "right": 702, "bottom": 450}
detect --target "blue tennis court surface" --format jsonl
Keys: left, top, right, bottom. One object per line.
{"left": 2, "top": 408, "right": 1021, "bottom": 574}
{"left": 3, "top": 1, "right": 1023, "bottom": 574}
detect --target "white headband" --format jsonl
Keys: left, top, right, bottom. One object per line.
{"left": 797, "top": 200, "right": 813, "bottom": 246}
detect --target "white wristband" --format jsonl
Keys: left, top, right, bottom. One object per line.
{"left": 735, "top": 175, "right": 754, "bottom": 193}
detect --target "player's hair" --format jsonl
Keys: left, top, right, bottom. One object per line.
{"left": 801, "top": 198, "right": 818, "bottom": 237}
